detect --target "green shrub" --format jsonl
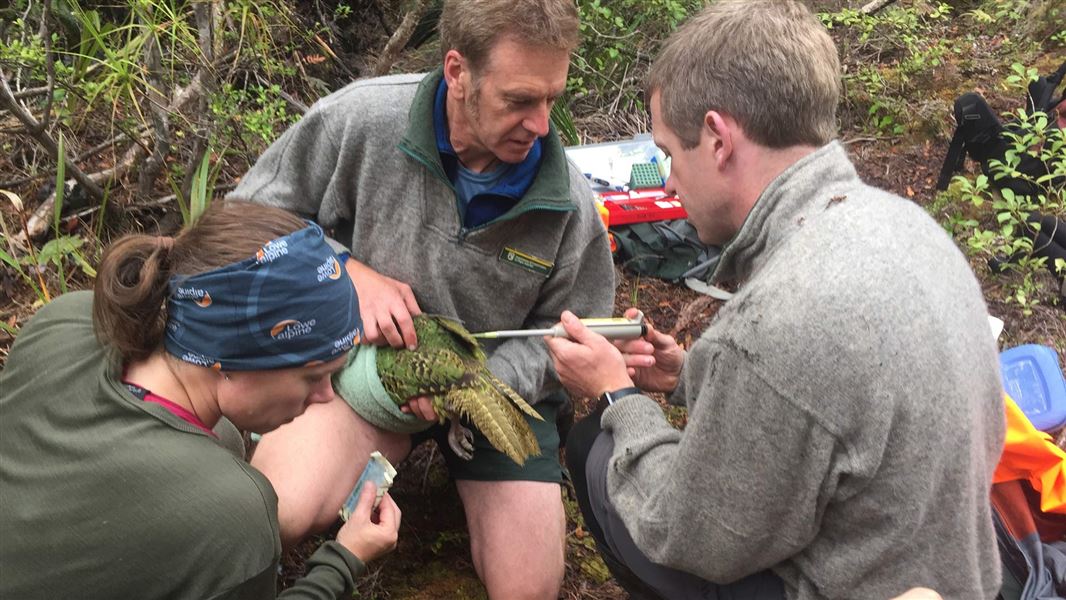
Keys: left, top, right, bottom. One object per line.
{"left": 950, "top": 108, "right": 1065, "bottom": 314}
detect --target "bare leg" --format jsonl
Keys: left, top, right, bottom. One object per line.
{"left": 456, "top": 480, "right": 566, "bottom": 600}
{"left": 250, "top": 396, "right": 411, "bottom": 548}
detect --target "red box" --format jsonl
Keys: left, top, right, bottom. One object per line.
{"left": 599, "top": 188, "right": 688, "bottom": 225}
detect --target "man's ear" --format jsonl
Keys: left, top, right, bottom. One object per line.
{"left": 443, "top": 49, "right": 468, "bottom": 99}
{"left": 702, "top": 110, "right": 734, "bottom": 168}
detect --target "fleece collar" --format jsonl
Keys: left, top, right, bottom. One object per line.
{"left": 712, "top": 141, "right": 860, "bottom": 284}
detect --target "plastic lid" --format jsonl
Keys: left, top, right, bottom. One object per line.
{"left": 999, "top": 344, "right": 1066, "bottom": 432}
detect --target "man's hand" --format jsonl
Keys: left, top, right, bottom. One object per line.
{"left": 545, "top": 311, "right": 635, "bottom": 399}
{"left": 613, "top": 307, "right": 685, "bottom": 394}
{"left": 345, "top": 259, "right": 421, "bottom": 349}
{"left": 399, "top": 395, "right": 439, "bottom": 422}
{"left": 336, "top": 483, "right": 401, "bottom": 563}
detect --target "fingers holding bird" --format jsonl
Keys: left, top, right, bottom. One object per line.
{"left": 400, "top": 395, "right": 439, "bottom": 421}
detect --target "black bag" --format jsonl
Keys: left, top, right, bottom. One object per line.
{"left": 612, "top": 219, "right": 720, "bottom": 283}
{"left": 936, "top": 61, "right": 1066, "bottom": 195}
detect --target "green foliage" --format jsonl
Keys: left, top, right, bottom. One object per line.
{"left": 1004, "top": 62, "right": 1039, "bottom": 94}
{"left": 569, "top": 0, "right": 701, "bottom": 114}
{"left": 964, "top": 0, "right": 1029, "bottom": 25}
{"left": 820, "top": 2, "right": 954, "bottom": 137}
{"left": 551, "top": 100, "right": 579, "bottom": 147}
{"left": 169, "top": 148, "right": 223, "bottom": 228}
{"left": 209, "top": 83, "right": 295, "bottom": 145}
{"left": 33, "top": 235, "right": 97, "bottom": 281}
{"left": 52, "top": 134, "right": 69, "bottom": 294}
{"left": 2, "top": 0, "right": 306, "bottom": 183}
{"left": 429, "top": 531, "right": 466, "bottom": 556}
{"left": 0, "top": 196, "right": 47, "bottom": 305}
{"left": 950, "top": 109, "right": 1065, "bottom": 315}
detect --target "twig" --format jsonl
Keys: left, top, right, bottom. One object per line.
{"left": 669, "top": 295, "right": 716, "bottom": 338}
{"left": 194, "top": 1, "right": 214, "bottom": 62}
{"left": 75, "top": 128, "right": 143, "bottom": 162}
{"left": 608, "top": 61, "right": 631, "bottom": 116}
{"left": 18, "top": 68, "right": 211, "bottom": 241}
{"left": 277, "top": 89, "right": 309, "bottom": 115}
{"left": 420, "top": 444, "right": 437, "bottom": 494}
{"left": 861, "top": 0, "right": 897, "bottom": 15}
{"left": 136, "top": 17, "right": 170, "bottom": 198}
{"left": 19, "top": 142, "right": 145, "bottom": 243}
{"left": 211, "top": 0, "right": 224, "bottom": 61}
{"left": 39, "top": 0, "right": 57, "bottom": 135}
{"left": 842, "top": 136, "right": 884, "bottom": 145}
{"left": 67, "top": 183, "right": 238, "bottom": 220}
{"left": 12, "top": 86, "right": 49, "bottom": 100}
{"left": 178, "top": 2, "right": 220, "bottom": 204}
{"left": 314, "top": 0, "right": 336, "bottom": 47}
{"left": 0, "top": 69, "right": 106, "bottom": 201}
{"left": 367, "top": 0, "right": 391, "bottom": 33}
{"left": 372, "top": 0, "right": 430, "bottom": 77}
{"left": 313, "top": 33, "right": 358, "bottom": 81}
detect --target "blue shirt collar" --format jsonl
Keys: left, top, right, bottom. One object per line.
{"left": 432, "top": 78, "right": 543, "bottom": 220}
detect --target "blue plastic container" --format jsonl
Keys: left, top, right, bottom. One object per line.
{"left": 999, "top": 344, "right": 1066, "bottom": 432}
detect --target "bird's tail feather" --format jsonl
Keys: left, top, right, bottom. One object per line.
{"left": 483, "top": 373, "right": 542, "bottom": 421}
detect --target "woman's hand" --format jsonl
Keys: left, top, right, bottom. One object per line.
{"left": 335, "top": 482, "right": 401, "bottom": 563}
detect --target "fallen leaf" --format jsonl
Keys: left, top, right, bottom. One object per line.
{"left": 0, "top": 189, "right": 24, "bottom": 212}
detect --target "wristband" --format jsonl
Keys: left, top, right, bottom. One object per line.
{"left": 599, "top": 386, "right": 642, "bottom": 406}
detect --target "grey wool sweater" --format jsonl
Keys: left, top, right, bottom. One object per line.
{"left": 228, "top": 70, "right": 614, "bottom": 403}
{"left": 601, "top": 143, "right": 1005, "bottom": 599}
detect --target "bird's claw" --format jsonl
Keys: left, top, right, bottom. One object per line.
{"left": 448, "top": 418, "right": 475, "bottom": 460}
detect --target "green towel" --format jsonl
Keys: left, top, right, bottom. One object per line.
{"left": 331, "top": 345, "right": 433, "bottom": 434}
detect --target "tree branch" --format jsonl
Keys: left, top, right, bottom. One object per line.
{"left": 0, "top": 70, "right": 106, "bottom": 201}
{"left": 16, "top": 67, "right": 212, "bottom": 241}
{"left": 12, "top": 86, "right": 49, "bottom": 100}
{"left": 136, "top": 14, "right": 170, "bottom": 198}
{"left": 39, "top": 0, "right": 57, "bottom": 134}
{"left": 17, "top": 143, "right": 145, "bottom": 244}
{"left": 861, "top": 0, "right": 897, "bottom": 15}
{"left": 372, "top": 0, "right": 430, "bottom": 77}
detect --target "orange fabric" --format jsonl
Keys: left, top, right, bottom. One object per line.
{"left": 993, "top": 394, "right": 1066, "bottom": 514}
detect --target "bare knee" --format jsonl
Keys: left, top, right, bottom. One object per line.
{"left": 460, "top": 480, "right": 565, "bottom": 600}
{"left": 479, "top": 562, "right": 563, "bottom": 600}
{"left": 250, "top": 398, "right": 410, "bottom": 548}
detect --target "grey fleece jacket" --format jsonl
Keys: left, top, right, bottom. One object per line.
{"left": 602, "top": 143, "right": 1005, "bottom": 599}
{"left": 228, "top": 71, "right": 615, "bottom": 403}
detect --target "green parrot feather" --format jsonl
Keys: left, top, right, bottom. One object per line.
{"left": 375, "top": 315, "right": 543, "bottom": 465}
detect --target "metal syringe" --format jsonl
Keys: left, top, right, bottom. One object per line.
{"left": 471, "top": 313, "right": 646, "bottom": 341}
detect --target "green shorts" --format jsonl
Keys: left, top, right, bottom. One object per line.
{"left": 410, "top": 390, "right": 565, "bottom": 483}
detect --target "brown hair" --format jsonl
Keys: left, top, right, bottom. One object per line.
{"left": 439, "top": 0, "right": 579, "bottom": 74}
{"left": 646, "top": 0, "right": 841, "bottom": 150}
{"left": 92, "top": 200, "right": 306, "bottom": 362}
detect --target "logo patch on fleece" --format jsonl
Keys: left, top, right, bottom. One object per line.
{"left": 499, "top": 247, "right": 553, "bottom": 278}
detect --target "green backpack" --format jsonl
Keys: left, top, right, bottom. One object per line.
{"left": 612, "top": 219, "right": 720, "bottom": 283}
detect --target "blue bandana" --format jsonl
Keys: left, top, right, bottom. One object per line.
{"left": 163, "top": 222, "right": 362, "bottom": 371}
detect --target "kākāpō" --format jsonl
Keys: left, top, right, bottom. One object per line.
{"left": 375, "top": 315, "right": 543, "bottom": 465}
